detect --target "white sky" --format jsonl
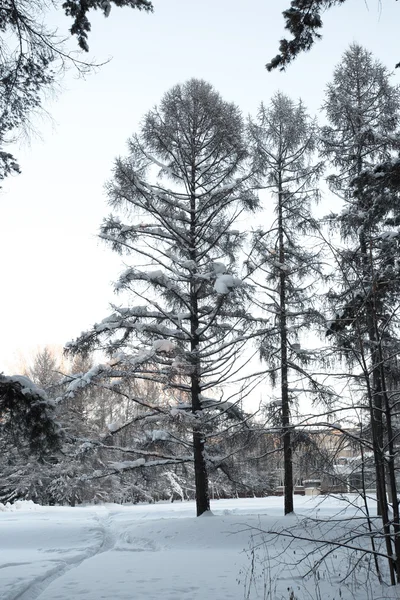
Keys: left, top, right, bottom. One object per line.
{"left": 1, "top": 0, "right": 399, "bottom": 372}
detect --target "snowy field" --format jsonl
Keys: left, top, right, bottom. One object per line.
{"left": 1, "top": 496, "right": 399, "bottom": 600}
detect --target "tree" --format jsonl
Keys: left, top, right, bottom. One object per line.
{"left": 322, "top": 44, "right": 400, "bottom": 191}
{"left": 0, "top": 0, "right": 153, "bottom": 181}
{"left": 322, "top": 44, "right": 400, "bottom": 583}
{"left": 0, "top": 374, "right": 62, "bottom": 503}
{"left": 61, "top": 0, "right": 153, "bottom": 52}
{"left": 0, "top": 349, "right": 135, "bottom": 505}
{"left": 23, "top": 346, "right": 64, "bottom": 390}
{"left": 0, "top": 375, "right": 61, "bottom": 455}
{"left": 67, "top": 78, "right": 265, "bottom": 516}
{"left": 268, "top": 0, "right": 399, "bottom": 71}
{"left": 247, "top": 92, "right": 324, "bottom": 514}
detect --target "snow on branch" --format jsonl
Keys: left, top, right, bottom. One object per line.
{"left": 94, "top": 455, "right": 193, "bottom": 478}
{"left": 213, "top": 273, "right": 242, "bottom": 295}
{"left": 115, "top": 267, "right": 188, "bottom": 302}
{"left": 3, "top": 375, "right": 48, "bottom": 400}
{"left": 64, "top": 350, "right": 155, "bottom": 397}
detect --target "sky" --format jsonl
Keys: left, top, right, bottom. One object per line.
{"left": 1, "top": 0, "right": 400, "bottom": 372}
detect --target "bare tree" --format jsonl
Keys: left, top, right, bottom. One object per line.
{"left": 248, "top": 92, "right": 323, "bottom": 514}
{"left": 66, "top": 79, "right": 269, "bottom": 516}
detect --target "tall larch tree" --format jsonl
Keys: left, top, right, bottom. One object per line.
{"left": 248, "top": 92, "right": 323, "bottom": 515}
{"left": 67, "top": 79, "right": 264, "bottom": 516}
{"left": 322, "top": 44, "right": 400, "bottom": 583}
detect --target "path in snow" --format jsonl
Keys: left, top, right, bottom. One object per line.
{"left": 1, "top": 498, "right": 297, "bottom": 600}
{"left": 1, "top": 506, "right": 115, "bottom": 600}
{"left": 2, "top": 497, "right": 400, "bottom": 600}
{"left": 35, "top": 506, "right": 252, "bottom": 600}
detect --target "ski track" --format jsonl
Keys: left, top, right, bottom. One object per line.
{"left": 11, "top": 507, "right": 116, "bottom": 600}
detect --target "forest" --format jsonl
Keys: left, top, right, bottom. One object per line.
{"left": 2, "top": 38, "right": 400, "bottom": 587}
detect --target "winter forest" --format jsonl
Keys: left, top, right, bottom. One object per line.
{"left": 2, "top": 2, "right": 400, "bottom": 599}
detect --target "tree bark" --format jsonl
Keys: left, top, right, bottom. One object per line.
{"left": 189, "top": 143, "right": 210, "bottom": 517}
{"left": 360, "top": 226, "right": 396, "bottom": 583}
{"left": 278, "top": 180, "right": 294, "bottom": 515}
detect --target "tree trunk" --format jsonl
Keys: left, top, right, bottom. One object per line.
{"left": 278, "top": 182, "right": 294, "bottom": 515}
{"left": 359, "top": 231, "right": 397, "bottom": 583}
{"left": 192, "top": 413, "right": 210, "bottom": 516}
{"left": 190, "top": 312, "right": 210, "bottom": 516}
{"left": 360, "top": 231, "right": 385, "bottom": 516}
{"left": 190, "top": 150, "right": 210, "bottom": 517}
{"left": 373, "top": 307, "right": 400, "bottom": 581}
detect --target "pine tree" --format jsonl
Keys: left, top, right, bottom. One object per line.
{"left": 248, "top": 92, "right": 323, "bottom": 515}
{"left": 67, "top": 79, "right": 265, "bottom": 516}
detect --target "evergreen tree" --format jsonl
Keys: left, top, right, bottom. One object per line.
{"left": 67, "top": 79, "right": 265, "bottom": 516}
{"left": 248, "top": 92, "right": 323, "bottom": 515}
{"left": 0, "top": 374, "right": 62, "bottom": 503}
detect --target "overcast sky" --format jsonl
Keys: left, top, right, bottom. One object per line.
{"left": 1, "top": 0, "right": 399, "bottom": 371}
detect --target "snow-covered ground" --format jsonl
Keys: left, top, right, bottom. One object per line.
{"left": 1, "top": 496, "right": 399, "bottom": 600}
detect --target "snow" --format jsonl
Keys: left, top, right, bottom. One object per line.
{"left": 148, "top": 429, "right": 169, "bottom": 442}
{"left": 153, "top": 339, "right": 176, "bottom": 353}
{"left": 180, "top": 260, "right": 196, "bottom": 270}
{"left": 1, "top": 496, "right": 398, "bottom": 600}
{"left": 211, "top": 261, "right": 227, "bottom": 274}
{"left": 107, "top": 422, "right": 122, "bottom": 433}
{"left": 268, "top": 398, "right": 283, "bottom": 407}
{"left": 171, "top": 356, "right": 194, "bottom": 373}
{"left": 6, "top": 375, "right": 47, "bottom": 399}
{"left": 214, "top": 274, "right": 242, "bottom": 294}
{"left": 0, "top": 500, "right": 39, "bottom": 512}
{"left": 66, "top": 365, "right": 106, "bottom": 395}
{"left": 380, "top": 230, "right": 399, "bottom": 240}
{"left": 144, "top": 270, "right": 164, "bottom": 280}
{"left": 108, "top": 458, "right": 146, "bottom": 471}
